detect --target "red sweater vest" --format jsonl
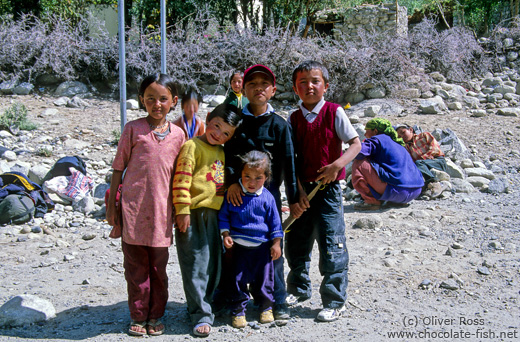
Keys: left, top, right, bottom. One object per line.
{"left": 291, "top": 102, "right": 345, "bottom": 182}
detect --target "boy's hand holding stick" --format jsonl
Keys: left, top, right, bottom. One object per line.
{"left": 282, "top": 180, "right": 323, "bottom": 232}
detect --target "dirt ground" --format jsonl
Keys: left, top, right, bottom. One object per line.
{"left": 0, "top": 93, "right": 519, "bottom": 341}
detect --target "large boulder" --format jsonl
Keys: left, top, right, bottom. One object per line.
{"left": 419, "top": 96, "right": 447, "bottom": 114}
{"left": 55, "top": 81, "right": 89, "bottom": 97}
{"left": 0, "top": 295, "right": 56, "bottom": 327}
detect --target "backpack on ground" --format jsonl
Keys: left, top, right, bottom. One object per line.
{"left": 0, "top": 193, "right": 35, "bottom": 224}
{"left": 0, "top": 172, "right": 54, "bottom": 217}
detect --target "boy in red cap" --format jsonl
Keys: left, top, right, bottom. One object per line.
{"left": 220, "top": 64, "right": 302, "bottom": 324}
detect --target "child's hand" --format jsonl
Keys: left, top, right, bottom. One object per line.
{"left": 175, "top": 214, "right": 190, "bottom": 233}
{"left": 316, "top": 162, "right": 342, "bottom": 184}
{"left": 289, "top": 203, "right": 305, "bottom": 219}
{"left": 297, "top": 183, "right": 311, "bottom": 210}
{"left": 271, "top": 239, "right": 281, "bottom": 260}
{"left": 223, "top": 236, "right": 234, "bottom": 249}
{"left": 226, "top": 183, "right": 244, "bottom": 206}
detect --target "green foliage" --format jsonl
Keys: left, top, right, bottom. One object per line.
{"left": 38, "top": 147, "right": 53, "bottom": 157}
{"left": 111, "top": 129, "right": 121, "bottom": 145}
{"left": 0, "top": 102, "right": 37, "bottom": 131}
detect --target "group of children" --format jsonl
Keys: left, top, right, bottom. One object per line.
{"left": 106, "top": 61, "right": 361, "bottom": 337}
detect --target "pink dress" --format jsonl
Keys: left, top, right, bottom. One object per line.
{"left": 112, "top": 118, "right": 185, "bottom": 247}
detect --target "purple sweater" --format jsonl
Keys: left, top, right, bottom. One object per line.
{"left": 218, "top": 188, "right": 282, "bottom": 244}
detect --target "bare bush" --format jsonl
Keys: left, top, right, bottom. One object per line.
{"left": 0, "top": 13, "right": 493, "bottom": 100}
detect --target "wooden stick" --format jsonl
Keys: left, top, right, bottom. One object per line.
{"left": 282, "top": 181, "right": 323, "bottom": 232}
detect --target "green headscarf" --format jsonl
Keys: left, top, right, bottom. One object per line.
{"left": 365, "top": 118, "right": 405, "bottom": 146}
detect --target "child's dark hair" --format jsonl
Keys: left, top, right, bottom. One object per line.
{"left": 206, "top": 103, "right": 243, "bottom": 128}
{"left": 138, "top": 73, "right": 178, "bottom": 110}
{"left": 292, "top": 60, "right": 330, "bottom": 86}
{"left": 181, "top": 87, "right": 202, "bottom": 107}
{"left": 229, "top": 70, "right": 243, "bottom": 84}
{"left": 240, "top": 150, "right": 272, "bottom": 183}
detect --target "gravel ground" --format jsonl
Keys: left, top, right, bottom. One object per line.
{"left": 0, "top": 94, "right": 519, "bottom": 341}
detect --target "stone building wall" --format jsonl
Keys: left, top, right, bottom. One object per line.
{"left": 313, "top": 3, "right": 408, "bottom": 40}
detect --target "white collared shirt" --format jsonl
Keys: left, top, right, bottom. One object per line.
{"left": 242, "top": 103, "right": 275, "bottom": 117}
{"left": 288, "top": 98, "right": 358, "bottom": 143}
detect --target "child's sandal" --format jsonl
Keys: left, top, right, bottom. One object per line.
{"left": 128, "top": 320, "right": 147, "bottom": 336}
{"left": 146, "top": 319, "right": 165, "bottom": 336}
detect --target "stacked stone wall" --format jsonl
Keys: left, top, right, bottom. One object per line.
{"left": 313, "top": 3, "right": 408, "bottom": 40}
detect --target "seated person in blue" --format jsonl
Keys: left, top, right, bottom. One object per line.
{"left": 351, "top": 118, "right": 424, "bottom": 210}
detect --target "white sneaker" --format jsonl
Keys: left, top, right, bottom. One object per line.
{"left": 286, "top": 294, "right": 309, "bottom": 306}
{"left": 316, "top": 305, "right": 346, "bottom": 322}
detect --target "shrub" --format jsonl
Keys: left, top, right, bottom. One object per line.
{"left": 0, "top": 102, "right": 37, "bottom": 131}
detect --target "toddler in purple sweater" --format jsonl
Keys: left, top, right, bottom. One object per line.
{"left": 218, "top": 150, "right": 282, "bottom": 329}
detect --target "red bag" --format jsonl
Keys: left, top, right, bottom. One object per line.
{"left": 105, "top": 185, "right": 122, "bottom": 238}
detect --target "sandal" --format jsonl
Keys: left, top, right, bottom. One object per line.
{"left": 193, "top": 323, "right": 211, "bottom": 337}
{"left": 147, "top": 319, "right": 165, "bottom": 336}
{"left": 128, "top": 320, "right": 147, "bottom": 336}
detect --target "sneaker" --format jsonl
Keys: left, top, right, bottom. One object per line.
{"left": 285, "top": 294, "right": 309, "bottom": 306}
{"left": 259, "top": 309, "right": 274, "bottom": 324}
{"left": 316, "top": 305, "right": 346, "bottom": 322}
{"left": 273, "top": 303, "right": 290, "bottom": 320}
{"left": 232, "top": 315, "right": 247, "bottom": 329}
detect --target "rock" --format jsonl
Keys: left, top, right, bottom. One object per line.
{"left": 364, "top": 105, "right": 381, "bottom": 117}
{"left": 275, "top": 92, "right": 296, "bottom": 101}
{"left": 63, "top": 138, "right": 91, "bottom": 150}
{"left": 353, "top": 216, "right": 383, "bottom": 230}
{"left": 0, "top": 294, "right": 56, "bottom": 327}
{"left": 67, "top": 96, "right": 90, "bottom": 108}
{"left": 432, "top": 128, "right": 468, "bottom": 157}
{"left": 0, "top": 79, "right": 18, "bottom": 94}
{"left": 10, "top": 162, "right": 30, "bottom": 175}
{"left": 447, "top": 102, "right": 462, "bottom": 110}
{"left": 462, "top": 96, "right": 480, "bottom": 109}
{"left": 28, "top": 165, "right": 50, "bottom": 185}
{"left": 395, "top": 88, "right": 421, "bottom": 98}
{"left": 460, "top": 159, "right": 474, "bottom": 169}
{"left": 0, "top": 161, "right": 10, "bottom": 173}
{"left": 409, "top": 210, "right": 430, "bottom": 219}
{"left": 55, "top": 81, "right": 89, "bottom": 97}
{"left": 465, "top": 168, "right": 495, "bottom": 180}
{"left": 12, "top": 82, "right": 34, "bottom": 95}
{"left": 203, "top": 95, "right": 226, "bottom": 107}
{"left": 2, "top": 150, "right": 17, "bottom": 162}
{"left": 450, "top": 178, "right": 475, "bottom": 193}
{"left": 439, "top": 279, "right": 459, "bottom": 290}
{"left": 82, "top": 233, "right": 96, "bottom": 241}
{"left": 493, "top": 85, "right": 515, "bottom": 95}
{"left": 365, "top": 86, "right": 386, "bottom": 99}
{"left": 40, "top": 108, "right": 59, "bottom": 117}
{"left": 430, "top": 169, "right": 450, "bottom": 182}
{"left": 470, "top": 109, "right": 486, "bottom": 117}
{"left": 487, "top": 177, "right": 509, "bottom": 194}
{"left": 466, "top": 176, "right": 490, "bottom": 188}
{"left": 429, "top": 72, "right": 445, "bottom": 82}
{"left": 477, "top": 266, "right": 491, "bottom": 275}
{"left": 73, "top": 195, "right": 95, "bottom": 214}
{"left": 344, "top": 92, "right": 365, "bottom": 104}
{"left": 126, "top": 99, "right": 140, "bottom": 110}
{"left": 346, "top": 99, "right": 403, "bottom": 118}
{"left": 419, "top": 96, "right": 447, "bottom": 114}
{"left": 53, "top": 97, "right": 69, "bottom": 107}
{"left": 497, "top": 108, "right": 520, "bottom": 117}
{"left": 482, "top": 77, "right": 502, "bottom": 87}
{"left": 418, "top": 279, "right": 432, "bottom": 289}
{"left": 489, "top": 241, "right": 503, "bottom": 250}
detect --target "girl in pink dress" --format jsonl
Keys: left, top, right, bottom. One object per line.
{"left": 106, "top": 73, "right": 186, "bottom": 336}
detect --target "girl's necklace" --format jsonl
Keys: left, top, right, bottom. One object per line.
{"left": 149, "top": 121, "right": 168, "bottom": 130}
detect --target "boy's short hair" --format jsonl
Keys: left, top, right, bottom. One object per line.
{"left": 292, "top": 60, "right": 329, "bottom": 86}
{"left": 240, "top": 150, "right": 272, "bottom": 183}
{"left": 206, "top": 103, "right": 243, "bottom": 128}
{"left": 243, "top": 64, "right": 276, "bottom": 86}
{"left": 138, "top": 73, "right": 178, "bottom": 110}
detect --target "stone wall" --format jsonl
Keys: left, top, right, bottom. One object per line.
{"left": 313, "top": 3, "right": 408, "bottom": 40}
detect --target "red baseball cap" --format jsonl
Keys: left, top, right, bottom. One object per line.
{"left": 243, "top": 64, "right": 276, "bottom": 86}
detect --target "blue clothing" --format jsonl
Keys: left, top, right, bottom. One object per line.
{"left": 218, "top": 188, "right": 282, "bottom": 245}
{"left": 285, "top": 182, "right": 349, "bottom": 309}
{"left": 357, "top": 134, "right": 424, "bottom": 188}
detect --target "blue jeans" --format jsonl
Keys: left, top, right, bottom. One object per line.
{"left": 285, "top": 182, "right": 349, "bottom": 309}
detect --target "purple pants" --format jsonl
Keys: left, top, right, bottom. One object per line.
{"left": 230, "top": 242, "right": 274, "bottom": 316}
{"left": 122, "top": 241, "right": 169, "bottom": 321}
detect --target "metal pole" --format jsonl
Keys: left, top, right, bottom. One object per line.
{"left": 161, "top": 0, "right": 167, "bottom": 74}
{"left": 118, "top": 0, "right": 127, "bottom": 133}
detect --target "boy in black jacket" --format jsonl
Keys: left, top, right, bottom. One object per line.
{"left": 221, "top": 64, "right": 303, "bottom": 322}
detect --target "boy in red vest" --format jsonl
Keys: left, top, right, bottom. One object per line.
{"left": 286, "top": 60, "right": 361, "bottom": 322}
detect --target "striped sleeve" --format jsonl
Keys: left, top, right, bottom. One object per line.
{"left": 173, "top": 142, "right": 195, "bottom": 215}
